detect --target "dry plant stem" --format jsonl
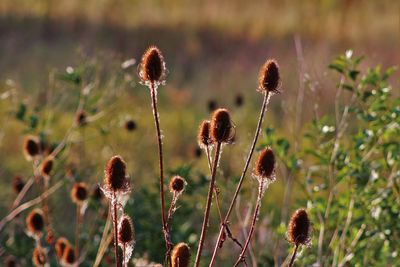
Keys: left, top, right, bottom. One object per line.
{"left": 75, "top": 203, "right": 81, "bottom": 258}
{"left": 149, "top": 82, "right": 171, "bottom": 254}
{"left": 194, "top": 142, "right": 222, "bottom": 267}
{"left": 288, "top": 244, "right": 299, "bottom": 267}
{"left": 112, "top": 191, "right": 119, "bottom": 267}
{"left": 205, "top": 146, "right": 223, "bottom": 222}
{"left": 0, "top": 180, "right": 63, "bottom": 231}
{"left": 42, "top": 178, "right": 50, "bottom": 226}
{"left": 94, "top": 210, "right": 112, "bottom": 267}
{"left": 210, "top": 91, "right": 270, "bottom": 266}
{"left": 233, "top": 180, "right": 264, "bottom": 267}
{"left": 123, "top": 243, "right": 126, "bottom": 267}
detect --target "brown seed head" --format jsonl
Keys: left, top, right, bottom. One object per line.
{"left": 23, "top": 136, "right": 40, "bottom": 159}
{"left": 32, "top": 247, "right": 47, "bottom": 267}
{"left": 104, "top": 155, "right": 128, "bottom": 191}
{"left": 125, "top": 119, "right": 137, "bottom": 131}
{"left": 40, "top": 158, "right": 53, "bottom": 177}
{"left": 171, "top": 242, "right": 191, "bottom": 267}
{"left": 258, "top": 59, "right": 280, "bottom": 93}
{"left": 55, "top": 237, "right": 70, "bottom": 259}
{"left": 288, "top": 208, "right": 311, "bottom": 246}
{"left": 62, "top": 245, "right": 75, "bottom": 265}
{"left": 207, "top": 100, "right": 217, "bottom": 112}
{"left": 235, "top": 94, "right": 244, "bottom": 107}
{"left": 254, "top": 147, "right": 276, "bottom": 180}
{"left": 26, "top": 209, "right": 44, "bottom": 236}
{"left": 71, "top": 182, "right": 88, "bottom": 204}
{"left": 12, "top": 175, "right": 25, "bottom": 194}
{"left": 118, "top": 215, "right": 134, "bottom": 244}
{"left": 169, "top": 175, "right": 187, "bottom": 193}
{"left": 210, "top": 108, "right": 235, "bottom": 144}
{"left": 197, "top": 120, "right": 212, "bottom": 148}
{"left": 140, "top": 46, "right": 166, "bottom": 83}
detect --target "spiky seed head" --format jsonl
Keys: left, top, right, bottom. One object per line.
{"left": 26, "top": 209, "right": 44, "bottom": 236}
{"left": 76, "top": 110, "right": 87, "bottom": 127}
{"left": 125, "top": 119, "right": 137, "bottom": 131}
{"left": 32, "top": 247, "right": 46, "bottom": 267}
{"left": 12, "top": 175, "right": 25, "bottom": 194}
{"left": 208, "top": 99, "right": 217, "bottom": 112}
{"left": 169, "top": 175, "right": 187, "bottom": 193}
{"left": 118, "top": 215, "right": 134, "bottom": 244}
{"left": 104, "top": 155, "right": 128, "bottom": 191}
{"left": 140, "top": 46, "right": 166, "bottom": 83}
{"left": 71, "top": 182, "right": 88, "bottom": 204}
{"left": 40, "top": 157, "right": 53, "bottom": 177}
{"left": 235, "top": 94, "right": 244, "bottom": 107}
{"left": 62, "top": 245, "right": 75, "bottom": 265}
{"left": 288, "top": 208, "right": 311, "bottom": 246}
{"left": 197, "top": 120, "right": 212, "bottom": 148}
{"left": 55, "top": 237, "right": 70, "bottom": 259}
{"left": 91, "top": 184, "right": 103, "bottom": 200}
{"left": 171, "top": 242, "right": 191, "bottom": 267}
{"left": 254, "top": 147, "right": 276, "bottom": 180}
{"left": 23, "top": 136, "right": 40, "bottom": 159}
{"left": 210, "top": 108, "right": 235, "bottom": 144}
{"left": 258, "top": 59, "right": 280, "bottom": 93}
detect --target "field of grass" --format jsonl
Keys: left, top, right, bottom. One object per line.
{"left": 0, "top": 1, "right": 399, "bottom": 266}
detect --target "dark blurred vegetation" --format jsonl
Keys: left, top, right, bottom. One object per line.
{"left": 0, "top": 0, "right": 399, "bottom": 266}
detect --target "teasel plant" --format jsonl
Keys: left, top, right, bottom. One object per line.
{"left": 167, "top": 175, "right": 187, "bottom": 223}
{"left": 118, "top": 214, "right": 135, "bottom": 267}
{"left": 32, "top": 245, "right": 48, "bottom": 267}
{"left": 234, "top": 147, "right": 277, "bottom": 266}
{"left": 101, "top": 155, "right": 131, "bottom": 266}
{"left": 171, "top": 242, "right": 191, "bottom": 267}
{"left": 70, "top": 182, "right": 88, "bottom": 258}
{"left": 209, "top": 59, "right": 281, "bottom": 265}
{"left": 286, "top": 208, "right": 312, "bottom": 267}
{"left": 194, "top": 108, "right": 235, "bottom": 267}
{"left": 26, "top": 208, "right": 45, "bottom": 245}
{"left": 138, "top": 46, "right": 172, "bottom": 258}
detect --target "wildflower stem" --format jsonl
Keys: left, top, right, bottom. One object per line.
{"left": 205, "top": 145, "right": 223, "bottom": 222}
{"left": 209, "top": 91, "right": 270, "bottom": 265}
{"left": 194, "top": 142, "right": 222, "bottom": 267}
{"left": 75, "top": 203, "right": 81, "bottom": 259}
{"left": 288, "top": 244, "right": 299, "bottom": 267}
{"left": 113, "top": 191, "right": 119, "bottom": 267}
{"left": 149, "top": 82, "right": 172, "bottom": 258}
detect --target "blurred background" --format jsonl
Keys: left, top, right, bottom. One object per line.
{"left": 0, "top": 0, "right": 399, "bottom": 266}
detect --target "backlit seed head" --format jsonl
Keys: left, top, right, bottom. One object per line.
{"left": 210, "top": 108, "right": 235, "bottom": 144}
{"left": 70, "top": 182, "right": 88, "bottom": 204}
{"left": 75, "top": 110, "right": 87, "bottom": 127}
{"left": 258, "top": 59, "right": 280, "bottom": 93}
{"left": 104, "top": 155, "right": 128, "bottom": 191}
{"left": 40, "top": 157, "right": 53, "bottom": 178}
{"left": 118, "top": 215, "right": 134, "bottom": 244}
{"left": 12, "top": 175, "right": 25, "bottom": 194}
{"left": 125, "top": 119, "right": 137, "bottom": 131}
{"left": 197, "top": 120, "right": 212, "bottom": 149}
{"left": 55, "top": 237, "right": 70, "bottom": 259}
{"left": 139, "top": 46, "right": 166, "bottom": 84}
{"left": 26, "top": 209, "right": 44, "bottom": 236}
{"left": 23, "top": 136, "right": 40, "bottom": 160}
{"left": 171, "top": 242, "right": 191, "bottom": 267}
{"left": 169, "top": 175, "right": 187, "bottom": 194}
{"left": 32, "top": 247, "right": 47, "bottom": 267}
{"left": 254, "top": 147, "right": 276, "bottom": 180}
{"left": 288, "top": 208, "right": 311, "bottom": 246}
{"left": 62, "top": 245, "right": 75, "bottom": 265}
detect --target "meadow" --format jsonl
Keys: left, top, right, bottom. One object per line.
{"left": 0, "top": 1, "right": 399, "bottom": 266}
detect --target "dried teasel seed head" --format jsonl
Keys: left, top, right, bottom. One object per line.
{"left": 104, "top": 155, "right": 128, "bottom": 191}
{"left": 197, "top": 120, "right": 212, "bottom": 148}
{"left": 26, "top": 209, "right": 44, "bottom": 236}
{"left": 75, "top": 110, "right": 87, "bottom": 127}
{"left": 234, "top": 93, "right": 244, "bottom": 107}
{"left": 70, "top": 182, "right": 88, "bottom": 204}
{"left": 288, "top": 208, "right": 311, "bottom": 246}
{"left": 139, "top": 46, "right": 166, "bottom": 84}
{"left": 210, "top": 108, "right": 235, "bottom": 144}
{"left": 118, "top": 215, "right": 134, "bottom": 244}
{"left": 171, "top": 242, "right": 191, "bottom": 267}
{"left": 32, "top": 247, "right": 47, "bottom": 267}
{"left": 258, "top": 59, "right": 280, "bottom": 93}
{"left": 169, "top": 175, "right": 187, "bottom": 194}
{"left": 40, "top": 157, "right": 53, "bottom": 178}
{"left": 23, "top": 136, "right": 40, "bottom": 160}
{"left": 55, "top": 237, "right": 70, "bottom": 259}
{"left": 125, "top": 119, "right": 137, "bottom": 131}
{"left": 254, "top": 147, "right": 276, "bottom": 180}
{"left": 12, "top": 175, "right": 25, "bottom": 194}
{"left": 62, "top": 245, "right": 75, "bottom": 265}
{"left": 207, "top": 99, "right": 217, "bottom": 112}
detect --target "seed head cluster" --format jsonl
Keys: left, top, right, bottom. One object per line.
{"left": 197, "top": 120, "right": 212, "bottom": 149}
{"left": 70, "top": 182, "right": 88, "bottom": 204}
{"left": 288, "top": 208, "right": 311, "bottom": 246}
{"left": 32, "top": 247, "right": 47, "bottom": 267}
{"left": 104, "top": 155, "right": 128, "bottom": 191}
{"left": 171, "top": 242, "right": 191, "bottom": 267}
{"left": 55, "top": 237, "right": 70, "bottom": 259}
{"left": 139, "top": 46, "right": 166, "bottom": 84}
{"left": 62, "top": 245, "right": 76, "bottom": 265}
{"left": 118, "top": 215, "right": 134, "bottom": 244}
{"left": 169, "top": 175, "right": 187, "bottom": 194}
{"left": 258, "top": 59, "right": 280, "bottom": 93}
{"left": 210, "top": 108, "right": 235, "bottom": 144}
{"left": 254, "top": 147, "right": 276, "bottom": 180}
{"left": 40, "top": 158, "right": 53, "bottom": 178}
{"left": 26, "top": 209, "right": 44, "bottom": 236}
{"left": 23, "top": 136, "right": 40, "bottom": 160}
